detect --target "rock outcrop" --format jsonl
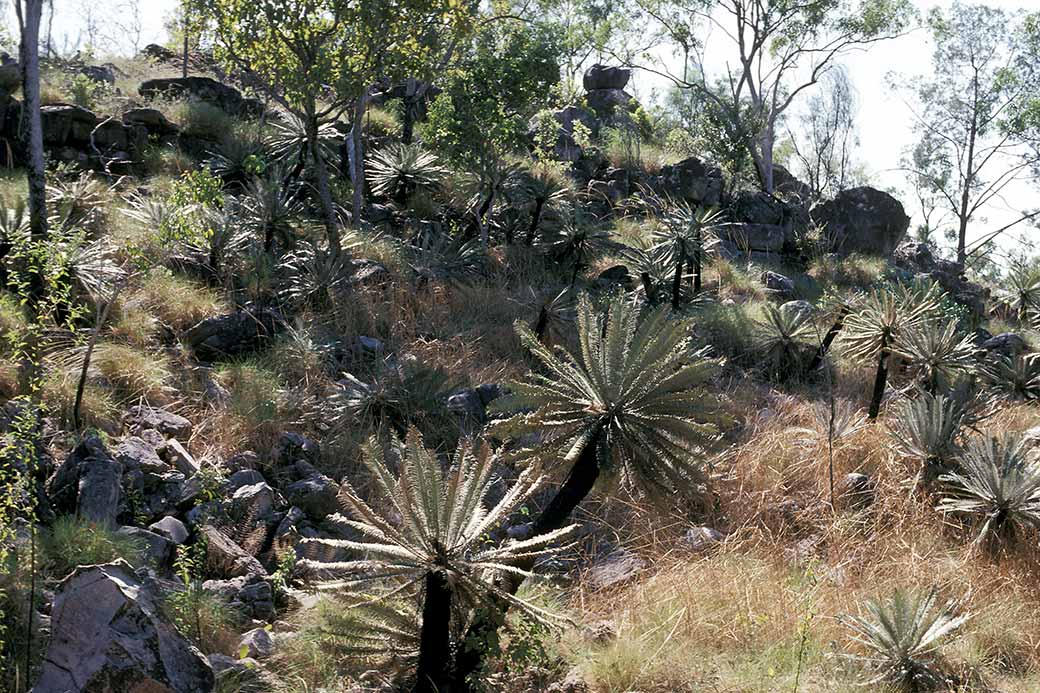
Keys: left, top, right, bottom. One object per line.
{"left": 811, "top": 186, "right": 910, "bottom": 257}
{"left": 33, "top": 560, "right": 214, "bottom": 693}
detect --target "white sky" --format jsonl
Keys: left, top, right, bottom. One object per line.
{"left": 27, "top": 0, "right": 1040, "bottom": 255}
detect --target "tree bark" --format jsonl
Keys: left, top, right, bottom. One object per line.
{"left": 305, "top": 112, "right": 340, "bottom": 254}
{"left": 416, "top": 569, "right": 453, "bottom": 693}
{"left": 809, "top": 306, "right": 849, "bottom": 372}
{"left": 526, "top": 198, "right": 545, "bottom": 246}
{"left": 955, "top": 71, "right": 980, "bottom": 268}
{"left": 867, "top": 339, "right": 890, "bottom": 420}
{"left": 640, "top": 271, "right": 656, "bottom": 303}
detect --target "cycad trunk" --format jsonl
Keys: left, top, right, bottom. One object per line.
{"left": 808, "top": 306, "right": 850, "bottom": 372}
{"left": 416, "top": 569, "right": 453, "bottom": 693}
{"left": 526, "top": 198, "right": 545, "bottom": 246}
{"left": 671, "top": 248, "right": 686, "bottom": 309}
{"left": 640, "top": 271, "right": 656, "bottom": 303}
{"left": 305, "top": 113, "right": 340, "bottom": 255}
{"left": 867, "top": 337, "right": 890, "bottom": 420}
{"left": 455, "top": 432, "right": 603, "bottom": 691}
{"left": 534, "top": 305, "right": 549, "bottom": 343}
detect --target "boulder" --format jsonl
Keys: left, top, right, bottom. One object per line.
{"left": 655, "top": 156, "right": 724, "bottom": 207}
{"left": 587, "top": 550, "right": 646, "bottom": 590}
{"left": 200, "top": 525, "right": 267, "bottom": 579}
{"left": 149, "top": 516, "right": 190, "bottom": 545}
{"left": 284, "top": 474, "right": 340, "bottom": 521}
{"left": 33, "top": 560, "right": 214, "bottom": 693}
{"left": 123, "top": 107, "right": 179, "bottom": 136}
{"left": 184, "top": 307, "right": 285, "bottom": 361}
{"left": 124, "top": 405, "right": 193, "bottom": 439}
{"left": 202, "top": 575, "right": 275, "bottom": 621}
{"left": 139, "top": 77, "right": 262, "bottom": 116}
{"left": 781, "top": 300, "right": 815, "bottom": 319}
{"left": 583, "top": 64, "right": 631, "bottom": 91}
{"left": 78, "top": 64, "right": 116, "bottom": 84}
{"left": 270, "top": 431, "right": 320, "bottom": 466}
{"left": 534, "top": 105, "right": 599, "bottom": 162}
{"left": 982, "top": 333, "right": 1029, "bottom": 357}
{"left": 891, "top": 241, "right": 987, "bottom": 316}
{"left": 40, "top": 103, "right": 99, "bottom": 145}
{"left": 0, "top": 54, "right": 19, "bottom": 93}
{"left": 114, "top": 436, "right": 168, "bottom": 475}
{"left": 731, "top": 191, "right": 790, "bottom": 226}
{"left": 238, "top": 627, "right": 275, "bottom": 659}
{"left": 585, "top": 88, "right": 633, "bottom": 114}
{"left": 230, "top": 481, "right": 282, "bottom": 521}
{"left": 810, "top": 186, "right": 910, "bottom": 257}
{"left": 164, "top": 439, "right": 199, "bottom": 476}
{"left": 228, "top": 468, "right": 267, "bottom": 491}
{"left": 48, "top": 433, "right": 121, "bottom": 525}
{"left": 716, "top": 223, "right": 790, "bottom": 253}
{"left": 117, "top": 526, "right": 173, "bottom": 567}
{"left": 762, "top": 271, "right": 796, "bottom": 297}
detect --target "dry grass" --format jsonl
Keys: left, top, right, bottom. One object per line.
{"left": 124, "top": 269, "right": 227, "bottom": 335}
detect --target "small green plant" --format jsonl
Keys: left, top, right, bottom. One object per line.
{"left": 164, "top": 535, "right": 236, "bottom": 652}
{"left": 40, "top": 516, "right": 143, "bottom": 580}
{"left": 753, "top": 302, "right": 815, "bottom": 381}
{"left": 162, "top": 169, "right": 225, "bottom": 245}
{"left": 843, "top": 587, "right": 968, "bottom": 690}
{"left": 892, "top": 319, "right": 976, "bottom": 395}
{"left": 67, "top": 74, "right": 106, "bottom": 110}
{"left": 367, "top": 143, "right": 446, "bottom": 204}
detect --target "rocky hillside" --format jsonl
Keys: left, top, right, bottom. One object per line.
{"left": 0, "top": 45, "right": 1038, "bottom": 693}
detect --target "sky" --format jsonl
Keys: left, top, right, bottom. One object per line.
{"left": 24, "top": 0, "right": 1040, "bottom": 257}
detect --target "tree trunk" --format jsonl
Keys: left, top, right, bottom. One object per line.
{"left": 455, "top": 433, "right": 602, "bottom": 691}
{"left": 402, "top": 77, "right": 417, "bottom": 145}
{"left": 533, "top": 305, "right": 549, "bottom": 343}
{"left": 306, "top": 113, "right": 340, "bottom": 254}
{"left": 526, "top": 198, "right": 545, "bottom": 246}
{"left": 671, "top": 248, "right": 685, "bottom": 309}
{"left": 692, "top": 228, "right": 702, "bottom": 295}
{"left": 478, "top": 185, "right": 495, "bottom": 247}
{"left": 955, "top": 73, "right": 980, "bottom": 268}
{"left": 867, "top": 339, "right": 890, "bottom": 420}
{"left": 640, "top": 271, "right": 656, "bottom": 303}
{"left": 181, "top": 8, "right": 189, "bottom": 78}
{"left": 809, "top": 306, "right": 849, "bottom": 372}
{"left": 348, "top": 90, "right": 370, "bottom": 225}
{"left": 415, "top": 569, "right": 453, "bottom": 693}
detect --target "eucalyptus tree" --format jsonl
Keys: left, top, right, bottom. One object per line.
{"left": 298, "top": 430, "right": 574, "bottom": 693}
{"left": 896, "top": 3, "right": 1040, "bottom": 266}
{"left": 621, "top": 0, "right": 912, "bottom": 192}
{"left": 206, "top": 0, "right": 470, "bottom": 250}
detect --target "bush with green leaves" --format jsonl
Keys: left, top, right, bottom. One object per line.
{"left": 299, "top": 429, "right": 575, "bottom": 693}
{"left": 515, "top": 162, "right": 570, "bottom": 246}
{"left": 937, "top": 434, "right": 1040, "bottom": 548}
{"left": 843, "top": 587, "right": 968, "bottom": 690}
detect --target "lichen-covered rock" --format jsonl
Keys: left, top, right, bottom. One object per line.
{"left": 33, "top": 560, "right": 214, "bottom": 693}
{"left": 124, "top": 405, "right": 193, "bottom": 439}
{"left": 284, "top": 474, "right": 340, "bottom": 521}
{"left": 139, "top": 76, "right": 262, "bottom": 116}
{"left": 184, "top": 307, "right": 285, "bottom": 361}
{"left": 655, "top": 156, "right": 723, "bottom": 207}
{"left": 200, "top": 525, "right": 267, "bottom": 579}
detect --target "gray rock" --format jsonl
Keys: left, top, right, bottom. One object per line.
{"left": 892, "top": 241, "right": 988, "bottom": 317}
{"left": 239, "top": 627, "right": 275, "bottom": 659}
{"left": 33, "top": 560, "right": 214, "bottom": 693}
{"left": 781, "top": 300, "right": 815, "bottom": 319}
{"left": 588, "top": 550, "right": 646, "bottom": 590}
{"left": 716, "top": 222, "right": 790, "bottom": 252}
{"left": 586, "top": 88, "right": 633, "bottom": 113}
{"left": 681, "top": 526, "right": 724, "bottom": 552}
{"left": 118, "top": 526, "right": 172, "bottom": 567}
{"left": 77, "top": 449, "right": 122, "bottom": 526}
{"left": 231, "top": 481, "right": 282, "bottom": 520}
{"left": 762, "top": 270, "right": 796, "bottom": 296}
{"left": 982, "top": 333, "right": 1028, "bottom": 357}
{"left": 203, "top": 575, "right": 275, "bottom": 621}
{"left": 114, "top": 435, "right": 167, "bottom": 474}
{"left": 656, "top": 156, "right": 723, "bottom": 207}
{"left": 228, "top": 469, "right": 267, "bottom": 491}
{"left": 139, "top": 76, "right": 262, "bottom": 116}
{"left": 0, "top": 59, "right": 19, "bottom": 92}
{"left": 841, "top": 472, "right": 875, "bottom": 510}
{"left": 78, "top": 64, "right": 116, "bottom": 84}
{"left": 271, "top": 431, "right": 320, "bottom": 466}
{"left": 149, "top": 516, "right": 189, "bottom": 544}
{"left": 164, "top": 438, "right": 199, "bottom": 476}
{"left": 810, "top": 186, "right": 910, "bottom": 257}
{"left": 200, "top": 525, "right": 267, "bottom": 579}
{"left": 184, "top": 307, "right": 285, "bottom": 361}
{"left": 356, "top": 336, "right": 384, "bottom": 354}
{"left": 731, "top": 190, "right": 790, "bottom": 226}
{"left": 284, "top": 475, "right": 340, "bottom": 521}
{"left": 124, "top": 405, "right": 193, "bottom": 438}
{"left": 534, "top": 105, "right": 599, "bottom": 162}
{"left": 123, "top": 107, "right": 178, "bottom": 135}
{"left": 583, "top": 64, "right": 631, "bottom": 91}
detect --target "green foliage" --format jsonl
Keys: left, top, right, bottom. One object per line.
{"left": 841, "top": 281, "right": 945, "bottom": 364}
{"left": 493, "top": 293, "right": 722, "bottom": 492}
{"left": 40, "top": 516, "right": 143, "bottom": 580}
{"left": 277, "top": 242, "right": 350, "bottom": 310}
{"left": 161, "top": 168, "right": 225, "bottom": 246}
{"left": 889, "top": 391, "right": 970, "bottom": 477}
{"left": 298, "top": 429, "right": 575, "bottom": 620}
{"left": 843, "top": 587, "right": 968, "bottom": 690}
{"left": 753, "top": 302, "right": 815, "bottom": 380}
{"left": 981, "top": 353, "right": 1040, "bottom": 402}
{"left": 367, "top": 143, "right": 446, "bottom": 203}
{"left": 165, "top": 536, "right": 238, "bottom": 652}
{"left": 996, "top": 266, "right": 1040, "bottom": 322}
{"left": 892, "top": 320, "right": 976, "bottom": 394}
{"left": 938, "top": 434, "right": 1040, "bottom": 547}
{"left": 330, "top": 357, "right": 452, "bottom": 437}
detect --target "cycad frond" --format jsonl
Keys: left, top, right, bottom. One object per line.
{"left": 981, "top": 353, "right": 1040, "bottom": 401}
{"left": 492, "top": 293, "right": 722, "bottom": 492}
{"left": 265, "top": 113, "right": 340, "bottom": 166}
{"left": 996, "top": 266, "right": 1040, "bottom": 322}
{"left": 843, "top": 587, "right": 968, "bottom": 689}
{"left": 841, "top": 281, "right": 944, "bottom": 362}
{"left": 299, "top": 429, "right": 575, "bottom": 625}
{"left": 889, "top": 391, "right": 969, "bottom": 472}
{"left": 892, "top": 319, "right": 977, "bottom": 394}
{"left": 753, "top": 302, "right": 816, "bottom": 379}
{"left": 937, "top": 434, "right": 1040, "bottom": 546}
{"left": 278, "top": 242, "right": 350, "bottom": 309}
{"left": 367, "top": 143, "right": 446, "bottom": 202}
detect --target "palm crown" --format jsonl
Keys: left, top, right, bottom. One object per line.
{"left": 493, "top": 293, "right": 721, "bottom": 491}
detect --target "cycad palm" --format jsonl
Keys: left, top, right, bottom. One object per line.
{"left": 937, "top": 434, "right": 1040, "bottom": 548}
{"left": 367, "top": 142, "right": 446, "bottom": 205}
{"left": 997, "top": 266, "right": 1040, "bottom": 322}
{"left": 893, "top": 319, "right": 977, "bottom": 394}
{"left": 299, "top": 429, "right": 574, "bottom": 693}
{"left": 754, "top": 302, "right": 816, "bottom": 380}
{"left": 844, "top": 588, "right": 969, "bottom": 690}
{"left": 651, "top": 201, "right": 723, "bottom": 307}
{"left": 981, "top": 352, "right": 1040, "bottom": 401}
{"left": 889, "top": 391, "right": 969, "bottom": 482}
{"left": 840, "top": 281, "right": 943, "bottom": 418}
{"left": 521, "top": 162, "right": 570, "bottom": 246}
